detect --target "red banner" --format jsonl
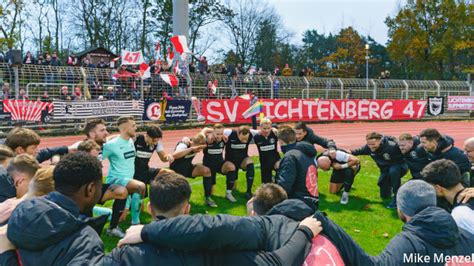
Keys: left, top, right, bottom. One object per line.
{"left": 2, "top": 99, "right": 53, "bottom": 121}
{"left": 202, "top": 99, "right": 427, "bottom": 123}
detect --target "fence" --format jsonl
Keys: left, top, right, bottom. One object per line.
{"left": 0, "top": 62, "right": 472, "bottom": 128}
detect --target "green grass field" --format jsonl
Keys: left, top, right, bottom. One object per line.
{"left": 102, "top": 155, "right": 410, "bottom": 255}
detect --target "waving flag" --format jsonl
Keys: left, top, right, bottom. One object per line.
{"left": 170, "top": 35, "right": 192, "bottom": 55}
{"left": 160, "top": 73, "right": 179, "bottom": 87}
{"left": 140, "top": 62, "right": 151, "bottom": 80}
{"left": 242, "top": 101, "right": 263, "bottom": 119}
{"left": 173, "top": 61, "right": 181, "bottom": 75}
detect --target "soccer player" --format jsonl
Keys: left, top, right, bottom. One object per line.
{"left": 317, "top": 149, "right": 360, "bottom": 204}
{"left": 352, "top": 132, "right": 407, "bottom": 209}
{"left": 253, "top": 118, "right": 280, "bottom": 184}
{"left": 134, "top": 125, "right": 174, "bottom": 192}
{"left": 277, "top": 125, "right": 318, "bottom": 210}
{"left": 397, "top": 133, "right": 430, "bottom": 180}
{"left": 71, "top": 119, "right": 109, "bottom": 155}
{"left": 294, "top": 122, "right": 336, "bottom": 151}
{"left": 422, "top": 159, "right": 474, "bottom": 234}
{"left": 201, "top": 124, "right": 238, "bottom": 202}
{"left": 464, "top": 137, "right": 474, "bottom": 186}
{"left": 170, "top": 133, "right": 217, "bottom": 207}
{"left": 419, "top": 128, "right": 471, "bottom": 186}
{"left": 223, "top": 125, "right": 255, "bottom": 199}
{"left": 102, "top": 116, "right": 145, "bottom": 237}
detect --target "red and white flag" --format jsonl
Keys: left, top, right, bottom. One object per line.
{"left": 160, "top": 73, "right": 179, "bottom": 87}
{"left": 170, "top": 35, "right": 192, "bottom": 55}
{"left": 140, "top": 62, "right": 151, "bottom": 80}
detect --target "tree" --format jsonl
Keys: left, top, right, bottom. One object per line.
{"left": 385, "top": 0, "right": 473, "bottom": 79}
{"left": 318, "top": 27, "right": 377, "bottom": 78}
{"left": 222, "top": 0, "right": 277, "bottom": 68}
{"left": 0, "top": 0, "right": 23, "bottom": 50}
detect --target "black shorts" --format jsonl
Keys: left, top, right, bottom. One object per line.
{"left": 99, "top": 183, "right": 123, "bottom": 204}
{"left": 227, "top": 157, "right": 246, "bottom": 170}
{"left": 173, "top": 164, "right": 197, "bottom": 178}
{"left": 134, "top": 168, "right": 161, "bottom": 184}
{"left": 330, "top": 165, "right": 360, "bottom": 184}
{"left": 205, "top": 161, "right": 225, "bottom": 175}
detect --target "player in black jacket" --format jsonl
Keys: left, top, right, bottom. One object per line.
{"left": 420, "top": 128, "right": 471, "bottom": 186}
{"left": 170, "top": 133, "right": 217, "bottom": 207}
{"left": 201, "top": 124, "right": 239, "bottom": 202}
{"left": 317, "top": 149, "right": 360, "bottom": 204}
{"left": 253, "top": 118, "right": 280, "bottom": 184}
{"left": 294, "top": 122, "right": 336, "bottom": 151}
{"left": 352, "top": 132, "right": 407, "bottom": 209}
{"left": 398, "top": 133, "right": 430, "bottom": 180}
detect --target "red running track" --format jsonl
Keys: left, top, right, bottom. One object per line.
{"left": 38, "top": 121, "right": 474, "bottom": 175}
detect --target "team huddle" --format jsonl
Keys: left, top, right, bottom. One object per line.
{"left": 0, "top": 117, "right": 473, "bottom": 265}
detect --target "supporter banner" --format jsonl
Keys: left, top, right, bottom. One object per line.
{"left": 427, "top": 96, "right": 445, "bottom": 116}
{"left": 202, "top": 99, "right": 427, "bottom": 123}
{"left": 143, "top": 100, "right": 191, "bottom": 122}
{"left": 0, "top": 101, "right": 11, "bottom": 121}
{"left": 447, "top": 96, "right": 474, "bottom": 111}
{"left": 2, "top": 99, "right": 53, "bottom": 121}
{"left": 52, "top": 100, "right": 143, "bottom": 119}
{"left": 121, "top": 50, "right": 145, "bottom": 65}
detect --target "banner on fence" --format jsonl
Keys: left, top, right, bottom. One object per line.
{"left": 0, "top": 101, "right": 11, "bottom": 121}
{"left": 427, "top": 96, "right": 445, "bottom": 116}
{"left": 52, "top": 100, "right": 143, "bottom": 119}
{"left": 143, "top": 100, "right": 191, "bottom": 122}
{"left": 202, "top": 99, "right": 427, "bottom": 123}
{"left": 447, "top": 96, "right": 474, "bottom": 111}
{"left": 2, "top": 99, "right": 53, "bottom": 121}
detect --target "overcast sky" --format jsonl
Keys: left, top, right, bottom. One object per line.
{"left": 269, "top": 0, "right": 403, "bottom": 45}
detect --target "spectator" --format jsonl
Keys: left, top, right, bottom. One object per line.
{"left": 273, "top": 66, "right": 281, "bottom": 76}
{"left": 249, "top": 91, "right": 258, "bottom": 129}
{"left": 218, "top": 64, "right": 228, "bottom": 75}
{"left": 161, "top": 91, "right": 173, "bottom": 101}
{"left": 131, "top": 89, "right": 141, "bottom": 100}
{"left": 306, "top": 67, "right": 314, "bottom": 77}
{"left": 282, "top": 64, "right": 293, "bottom": 76}
{"left": 37, "top": 55, "right": 44, "bottom": 65}
{"left": 236, "top": 63, "right": 245, "bottom": 75}
{"left": 1, "top": 83, "right": 10, "bottom": 100}
{"left": 273, "top": 77, "right": 280, "bottom": 98}
{"left": 0, "top": 145, "right": 15, "bottom": 204}
{"left": 148, "top": 59, "right": 156, "bottom": 74}
{"left": 40, "top": 91, "right": 50, "bottom": 102}
{"left": 74, "top": 87, "right": 83, "bottom": 100}
{"left": 83, "top": 59, "right": 95, "bottom": 68}
{"left": 59, "top": 86, "right": 74, "bottom": 101}
{"left": 97, "top": 58, "right": 107, "bottom": 68}
{"left": 198, "top": 56, "right": 208, "bottom": 75}
{"left": 18, "top": 89, "right": 28, "bottom": 100}
{"left": 421, "top": 159, "right": 474, "bottom": 234}
{"left": 257, "top": 67, "right": 264, "bottom": 75}
{"left": 67, "top": 53, "right": 78, "bottom": 66}
{"left": 50, "top": 52, "right": 61, "bottom": 66}
{"left": 314, "top": 180, "right": 474, "bottom": 265}
{"left": 92, "top": 78, "right": 103, "bottom": 98}
{"left": 23, "top": 51, "right": 35, "bottom": 65}
{"left": 188, "top": 61, "right": 195, "bottom": 73}
{"left": 298, "top": 68, "right": 306, "bottom": 77}
{"left": 105, "top": 86, "right": 116, "bottom": 100}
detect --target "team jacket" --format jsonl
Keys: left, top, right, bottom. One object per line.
{"left": 352, "top": 136, "right": 405, "bottom": 170}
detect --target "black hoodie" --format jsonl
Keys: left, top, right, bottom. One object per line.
{"left": 277, "top": 142, "right": 318, "bottom": 210}
{"left": 5, "top": 191, "right": 116, "bottom": 265}
{"left": 315, "top": 207, "right": 474, "bottom": 265}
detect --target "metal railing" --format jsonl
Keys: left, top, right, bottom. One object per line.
{"left": 0, "top": 62, "right": 472, "bottom": 128}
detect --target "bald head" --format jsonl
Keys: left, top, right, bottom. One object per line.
{"left": 317, "top": 156, "right": 332, "bottom": 171}
{"left": 464, "top": 137, "right": 474, "bottom": 162}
